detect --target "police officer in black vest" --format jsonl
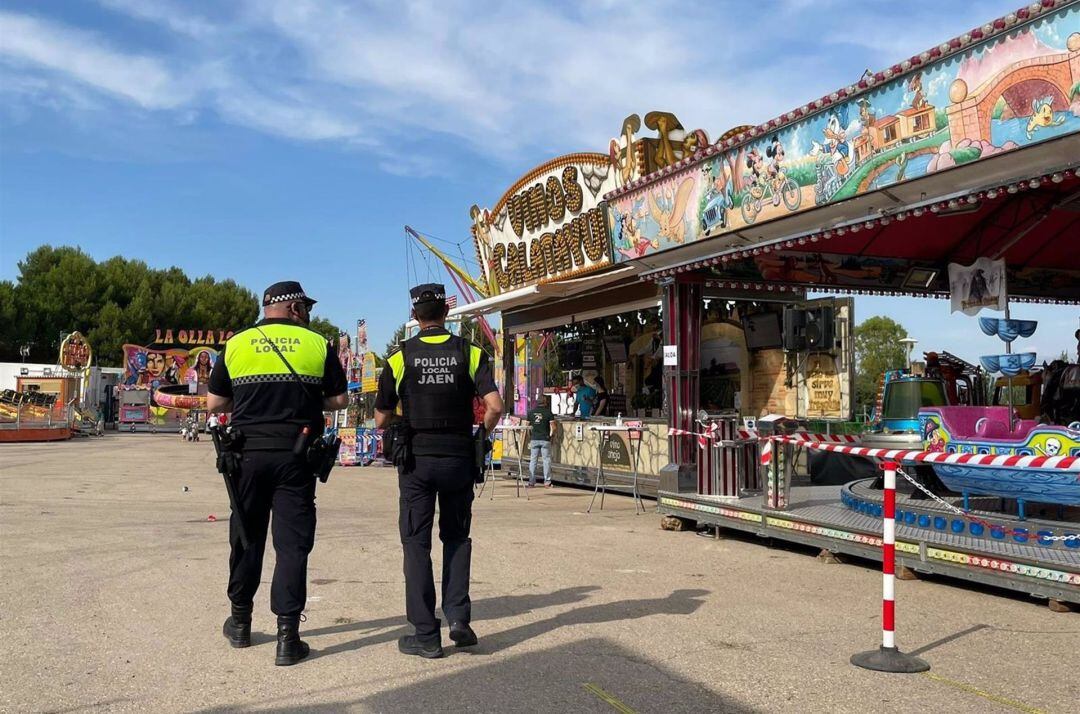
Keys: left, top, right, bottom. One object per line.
{"left": 207, "top": 281, "right": 349, "bottom": 666}
{"left": 375, "top": 283, "right": 502, "bottom": 658}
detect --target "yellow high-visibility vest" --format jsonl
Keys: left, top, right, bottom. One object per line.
{"left": 225, "top": 322, "right": 328, "bottom": 387}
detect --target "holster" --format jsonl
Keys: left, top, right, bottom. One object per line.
{"left": 307, "top": 433, "right": 341, "bottom": 483}
{"left": 209, "top": 425, "right": 250, "bottom": 548}
{"left": 384, "top": 422, "right": 413, "bottom": 468}
{"left": 473, "top": 425, "right": 491, "bottom": 484}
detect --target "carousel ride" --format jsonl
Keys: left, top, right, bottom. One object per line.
{"left": 916, "top": 318, "right": 1080, "bottom": 516}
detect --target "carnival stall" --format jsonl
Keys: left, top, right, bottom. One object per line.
{"left": 617, "top": 1, "right": 1080, "bottom": 607}
{"left": 457, "top": 144, "right": 856, "bottom": 496}
{"left": 436, "top": 0, "right": 1080, "bottom": 606}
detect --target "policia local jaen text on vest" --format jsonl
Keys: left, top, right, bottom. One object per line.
{"left": 375, "top": 283, "right": 502, "bottom": 659}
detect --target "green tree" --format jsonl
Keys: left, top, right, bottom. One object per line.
{"left": 0, "top": 280, "right": 23, "bottom": 358}
{"left": 854, "top": 315, "right": 910, "bottom": 414}
{"left": 385, "top": 323, "right": 408, "bottom": 356}
{"left": 308, "top": 316, "right": 342, "bottom": 344}
{"left": 0, "top": 245, "right": 261, "bottom": 366}
{"left": 11, "top": 246, "right": 101, "bottom": 361}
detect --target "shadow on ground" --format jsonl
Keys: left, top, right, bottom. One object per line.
{"left": 292, "top": 586, "right": 710, "bottom": 661}
{"left": 280, "top": 585, "right": 600, "bottom": 656}
{"left": 198, "top": 637, "right": 753, "bottom": 713}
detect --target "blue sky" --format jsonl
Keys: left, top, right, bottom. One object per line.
{"left": 1, "top": 0, "right": 1076, "bottom": 361}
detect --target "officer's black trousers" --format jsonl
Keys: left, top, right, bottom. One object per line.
{"left": 398, "top": 455, "right": 474, "bottom": 639}
{"left": 227, "top": 450, "right": 317, "bottom": 617}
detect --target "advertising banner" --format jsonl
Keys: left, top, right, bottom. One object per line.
{"left": 338, "top": 427, "right": 358, "bottom": 466}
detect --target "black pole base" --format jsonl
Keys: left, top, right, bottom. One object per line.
{"left": 851, "top": 646, "right": 930, "bottom": 673}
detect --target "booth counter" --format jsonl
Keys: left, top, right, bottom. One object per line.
{"left": 499, "top": 415, "right": 670, "bottom": 494}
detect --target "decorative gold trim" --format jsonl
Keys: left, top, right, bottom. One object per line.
{"left": 486, "top": 153, "right": 611, "bottom": 223}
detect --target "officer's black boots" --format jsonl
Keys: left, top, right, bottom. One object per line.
{"left": 275, "top": 615, "right": 311, "bottom": 666}
{"left": 449, "top": 621, "right": 477, "bottom": 647}
{"left": 222, "top": 602, "right": 252, "bottom": 648}
{"left": 398, "top": 618, "right": 444, "bottom": 659}
{"left": 398, "top": 634, "right": 445, "bottom": 659}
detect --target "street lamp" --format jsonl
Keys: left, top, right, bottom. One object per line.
{"left": 899, "top": 337, "right": 918, "bottom": 370}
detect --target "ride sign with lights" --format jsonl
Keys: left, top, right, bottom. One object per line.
{"left": 471, "top": 153, "right": 618, "bottom": 294}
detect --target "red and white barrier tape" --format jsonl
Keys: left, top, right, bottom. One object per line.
{"left": 668, "top": 425, "right": 758, "bottom": 445}
{"left": 895, "top": 465, "right": 1079, "bottom": 542}
{"left": 760, "top": 435, "right": 1080, "bottom": 471}
{"left": 785, "top": 432, "right": 860, "bottom": 444}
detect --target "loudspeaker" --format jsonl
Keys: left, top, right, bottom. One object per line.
{"left": 805, "top": 306, "right": 835, "bottom": 350}
{"left": 783, "top": 306, "right": 835, "bottom": 352}
{"left": 783, "top": 308, "right": 806, "bottom": 351}
{"left": 558, "top": 342, "right": 583, "bottom": 370}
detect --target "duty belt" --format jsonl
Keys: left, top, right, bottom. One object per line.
{"left": 243, "top": 436, "right": 299, "bottom": 451}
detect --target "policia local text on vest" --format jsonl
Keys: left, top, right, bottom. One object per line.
{"left": 375, "top": 283, "right": 503, "bottom": 659}
{"left": 207, "top": 281, "right": 348, "bottom": 666}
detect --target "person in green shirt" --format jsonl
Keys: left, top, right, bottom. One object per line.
{"left": 526, "top": 399, "right": 557, "bottom": 487}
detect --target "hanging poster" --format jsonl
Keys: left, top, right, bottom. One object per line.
{"left": 338, "top": 427, "right": 358, "bottom": 466}
{"left": 361, "top": 352, "right": 378, "bottom": 393}
{"left": 948, "top": 257, "right": 1007, "bottom": 315}
{"left": 357, "top": 318, "right": 369, "bottom": 354}
{"left": 805, "top": 354, "right": 842, "bottom": 417}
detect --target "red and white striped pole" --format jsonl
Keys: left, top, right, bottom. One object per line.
{"left": 851, "top": 461, "right": 930, "bottom": 673}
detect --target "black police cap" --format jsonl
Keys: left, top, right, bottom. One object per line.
{"left": 410, "top": 283, "right": 446, "bottom": 305}
{"left": 263, "top": 281, "right": 317, "bottom": 307}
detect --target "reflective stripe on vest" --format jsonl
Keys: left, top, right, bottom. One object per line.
{"left": 225, "top": 323, "right": 327, "bottom": 387}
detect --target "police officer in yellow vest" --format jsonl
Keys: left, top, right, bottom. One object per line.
{"left": 207, "top": 281, "right": 348, "bottom": 666}
{"left": 375, "top": 283, "right": 503, "bottom": 659}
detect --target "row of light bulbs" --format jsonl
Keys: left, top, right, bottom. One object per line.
{"left": 650, "top": 168, "right": 1077, "bottom": 278}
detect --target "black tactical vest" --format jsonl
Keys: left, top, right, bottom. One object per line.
{"left": 400, "top": 334, "right": 475, "bottom": 433}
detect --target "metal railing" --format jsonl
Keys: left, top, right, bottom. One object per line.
{"left": 0, "top": 403, "right": 73, "bottom": 430}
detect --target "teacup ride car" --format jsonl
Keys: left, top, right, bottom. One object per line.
{"left": 917, "top": 406, "right": 1080, "bottom": 518}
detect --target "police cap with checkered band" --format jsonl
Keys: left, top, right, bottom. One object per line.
{"left": 262, "top": 281, "right": 317, "bottom": 307}
{"left": 409, "top": 283, "right": 446, "bottom": 306}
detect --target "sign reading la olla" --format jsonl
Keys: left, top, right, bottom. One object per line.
{"left": 472, "top": 154, "right": 618, "bottom": 294}
{"left": 152, "top": 328, "right": 234, "bottom": 347}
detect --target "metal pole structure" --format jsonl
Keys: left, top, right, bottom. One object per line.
{"left": 1004, "top": 300, "right": 1014, "bottom": 432}
{"left": 851, "top": 461, "right": 930, "bottom": 673}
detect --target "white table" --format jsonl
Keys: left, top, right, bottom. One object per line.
{"left": 588, "top": 425, "right": 645, "bottom": 514}
{"left": 478, "top": 424, "right": 530, "bottom": 500}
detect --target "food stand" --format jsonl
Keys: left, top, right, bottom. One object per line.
{"left": 609, "top": 1, "right": 1080, "bottom": 606}
{"left": 442, "top": 0, "right": 1080, "bottom": 606}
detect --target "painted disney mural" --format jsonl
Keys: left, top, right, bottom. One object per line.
{"left": 609, "top": 3, "right": 1080, "bottom": 259}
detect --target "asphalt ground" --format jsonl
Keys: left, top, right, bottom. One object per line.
{"left": 0, "top": 436, "right": 1077, "bottom": 713}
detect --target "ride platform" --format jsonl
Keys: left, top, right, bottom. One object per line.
{"left": 658, "top": 478, "right": 1080, "bottom": 606}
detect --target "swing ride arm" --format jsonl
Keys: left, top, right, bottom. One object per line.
{"left": 404, "top": 226, "right": 489, "bottom": 299}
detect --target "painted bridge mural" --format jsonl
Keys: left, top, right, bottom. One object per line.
{"left": 607, "top": 3, "right": 1080, "bottom": 262}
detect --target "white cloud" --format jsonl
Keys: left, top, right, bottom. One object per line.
{"left": 214, "top": 82, "right": 362, "bottom": 142}
{"left": 0, "top": 0, "right": 1030, "bottom": 175}
{"left": 0, "top": 11, "right": 188, "bottom": 109}
{"left": 95, "top": 0, "right": 218, "bottom": 39}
